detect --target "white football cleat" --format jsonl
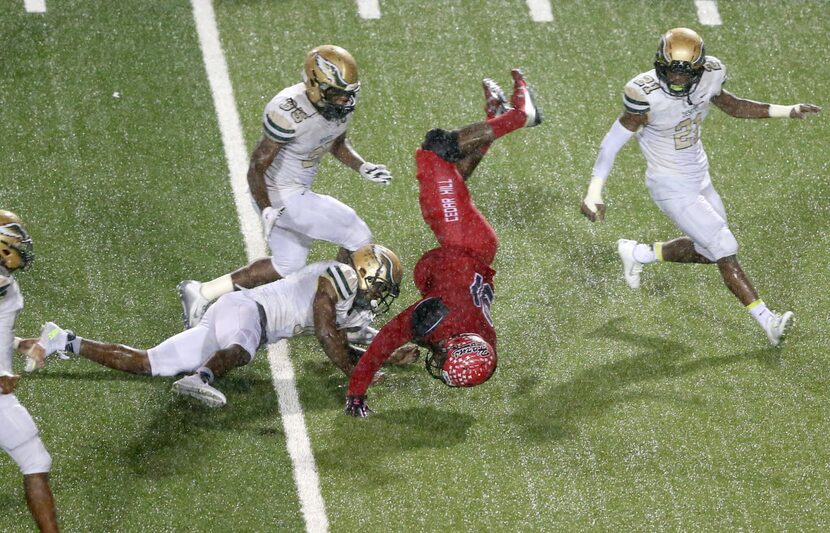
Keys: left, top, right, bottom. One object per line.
{"left": 765, "top": 311, "right": 794, "bottom": 347}
{"left": 482, "top": 78, "right": 509, "bottom": 119}
{"left": 171, "top": 374, "right": 227, "bottom": 407}
{"left": 617, "top": 239, "right": 644, "bottom": 289}
{"left": 510, "top": 69, "right": 543, "bottom": 128}
{"left": 177, "top": 280, "right": 210, "bottom": 330}
{"left": 25, "top": 322, "right": 72, "bottom": 372}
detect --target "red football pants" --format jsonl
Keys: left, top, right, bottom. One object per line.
{"left": 415, "top": 149, "right": 498, "bottom": 265}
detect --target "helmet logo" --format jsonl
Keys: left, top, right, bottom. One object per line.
{"left": 314, "top": 53, "right": 358, "bottom": 93}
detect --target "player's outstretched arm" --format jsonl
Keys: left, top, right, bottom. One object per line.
{"left": 712, "top": 90, "right": 822, "bottom": 119}
{"left": 344, "top": 306, "right": 416, "bottom": 417}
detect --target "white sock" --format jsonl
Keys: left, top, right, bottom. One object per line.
{"left": 748, "top": 300, "right": 773, "bottom": 328}
{"left": 633, "top": 243, "right": 657, "bottom": 264}
{"left": 201, "top": 274, "right": 233, "bottom": 301}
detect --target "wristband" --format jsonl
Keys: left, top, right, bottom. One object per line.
{"left": 585, "top": 176, "right": 605, "bottom": 204}
{"left": 768, "top": 104, "right": 797, "bottom": 118}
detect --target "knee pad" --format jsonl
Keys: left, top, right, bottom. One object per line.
{"left": 710, "top": 227, "right": 739, "bottom": 260}
{"left": 421, "top": 129, "right": 462, "bottom": 163}
{"left": 12, "top": 437, "right": 51, "bottom": 475}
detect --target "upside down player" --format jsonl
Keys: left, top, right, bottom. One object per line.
{"left": 344, "top": 70, "right": 542, "bottom": 416}
{"left": 0, "top": 210, "right": 59, "bottom": 532}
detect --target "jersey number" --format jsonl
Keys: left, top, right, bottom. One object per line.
{"left": 633, "top": 75, "right": 661, "bottom": 95}
{"left": 279, "top": 98, "right": 308, "bottom": 123}
{"left": 469, "top": 273, "right": 494, "bottom": 327}
{"left": 673, "top": 113, "right": 703, "bottom": 150}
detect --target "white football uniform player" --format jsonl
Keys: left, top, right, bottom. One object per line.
{"left": 258, "top": 83, "right": 372, "bottom": 275}
{"left": 0, "top": 275, "right": 52, "bottom": 476}
{"left": 148, "top": 260, "right": 372, "bottom": 376}
{"left": 622, "top": 56, "right": 736, "bottom": 260}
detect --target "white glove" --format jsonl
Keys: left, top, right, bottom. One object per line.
{"left": 261, "top": 206, "right": 284, "bottom": 239}
{"left": 359, "top": 162, "right": 392, "bottom": 185}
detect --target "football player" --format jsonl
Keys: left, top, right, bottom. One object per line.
{"left": 0, "top": 210, "right": 59, "bottom": 532}
{"left": 177, "top": 45, "right": 392, "bottom": 329}
{"left": 580, "top": 27, "right": 821, "bottom": 346}
{"left": 21, "top": 245, "right": 417, "bottom": 408}
{"left": 344, "top": 70, "right": 542, "bottom": 417}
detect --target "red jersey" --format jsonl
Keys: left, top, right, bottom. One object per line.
{"left": 347, "top": 246, "right": 496, "bottom": 396}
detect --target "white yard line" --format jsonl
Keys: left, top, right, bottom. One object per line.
{"left": 24, "top": 0, "right": 46, "bottom": 13}
{"left": 695, "top": 0, "right": 722, "bottom": 26}
{"left": 526, "top": 0, "right": 553, "bottom": 22}
{"left": 190, "top": 1, "right": 329, "bottom": 532}
{"left": 356, "top": 0, "right": 381, "bottom": 19}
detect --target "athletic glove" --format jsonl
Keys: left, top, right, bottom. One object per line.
{"left": 261, "top": 206, "right": 285, "bottom": 239}
{"left": 344, "top": 395, "right": 371, "bottom": 417}
{"left": 359, "top": 162, "right": 392, "bottom": 185}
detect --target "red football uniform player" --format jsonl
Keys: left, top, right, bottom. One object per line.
{"left": 345, "top": 70, "right": 543, "bottom": 416}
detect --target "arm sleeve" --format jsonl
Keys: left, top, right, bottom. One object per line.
{"left": 347, "top": 304, "right": 416, "bottom": 396}
{"left": 590, "top": 119, "right": 636, "bottom": 180}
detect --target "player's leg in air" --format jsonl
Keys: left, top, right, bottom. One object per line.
{"left": 616, "top": 183, "right": 793, "bottom": 346}
{"left": 416, "top": 69, "right": 542, "bottom": 264}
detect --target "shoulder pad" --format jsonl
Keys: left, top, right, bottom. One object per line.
{"left": 263, "top": 105, "right": 296, "bottom": 143}
{"left": 703, "top": 56, "right": 727, "bottom": 86}
{"left": 323, "top": 264, "right": 358, "bottom": 302}
{"left": 623, "top": 75, "right": 657, "bottom": 114}
{"left": 411, "top": 297, "right": 449, "bottom": 338}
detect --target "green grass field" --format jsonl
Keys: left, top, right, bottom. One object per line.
{"left": 2, "top": 1, "right": 829, "bottom": 531}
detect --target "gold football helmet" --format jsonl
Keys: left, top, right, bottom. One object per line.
{"left": 654, "top": 27, "right": 706, "bottom": 97}
{"left": 0, "top": 210, "right": 34, "bottom": 272}
{"left": 350, "top": 244, "right": 403, "bottom": 314}
{"left": 303, "top": 45, "right": 360, "bottom": 121}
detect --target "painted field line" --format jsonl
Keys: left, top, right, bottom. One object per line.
{"left": 24, "top": 0, "right": 46, "bottom": 13}
{"left": 357, "top": 0, "right": 381, "bottom": 19}
{"left": 695, "top": 0, "right": 722, "bottom": 26}
{"left": 527, "top": 0, "right": 553, "bottom": 22}
{"left": 190, "top": 1, "right": 329, "bottom": 532}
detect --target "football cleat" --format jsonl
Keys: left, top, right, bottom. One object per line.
{"left": 177, "top": 280, "right": 210, "bottom": 330}
{"left": 171, "top": 374, "right": 227, "bottom": 407}
{"left": 764, "top": 311, "right": 794, "bottom": 347}
{"left": 482, "top": 78, "right": 509, "bottom": 119}
{"left": 509, "top": 69, "right": 543, "bottom": 128}
{"left": 25, "top": 321, "right": 73, "bottom": 372}
{"left": 617, "top": 239, "right": 644, "bottom": 289}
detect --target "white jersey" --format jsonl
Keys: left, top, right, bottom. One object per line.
{"left": 261, "top": 82, "right": 351, "bottom": 203}
{"left": 622, "top": 56, "right": 727, "bottom": 189}
{"left": 244, "top": 260, "right": 373, "bottom": 344}
{"left": 0, "top": 275, "right": 23, "bottom": 374}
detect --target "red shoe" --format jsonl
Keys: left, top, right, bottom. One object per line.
{"left": 482, "top": 78, "right": 509, "bottom": 119}
{"left": 510, "top": 69, "right": 543, "bottom": 127}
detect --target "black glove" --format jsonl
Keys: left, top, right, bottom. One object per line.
{"left": 344, "top": 395, "right": 371, "bottom": 417}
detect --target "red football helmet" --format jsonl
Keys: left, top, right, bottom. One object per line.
{"left": 427, "top": 333, "right": 497, "bottom": 387}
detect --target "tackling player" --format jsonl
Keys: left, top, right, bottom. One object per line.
{"left": 22, "top": 245, "right": 417, "bottom": 408}
{"left": 344, "top": 69, "right": 542, "bottom": 416}
{"left": 177, "top": 45, "right": 393, "bottom": 329}
{"left": 580, "top": 27, "right": 821, "bottom": 346}
{"left": 0, "top": 210, "right": 59, "bottom": 532}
